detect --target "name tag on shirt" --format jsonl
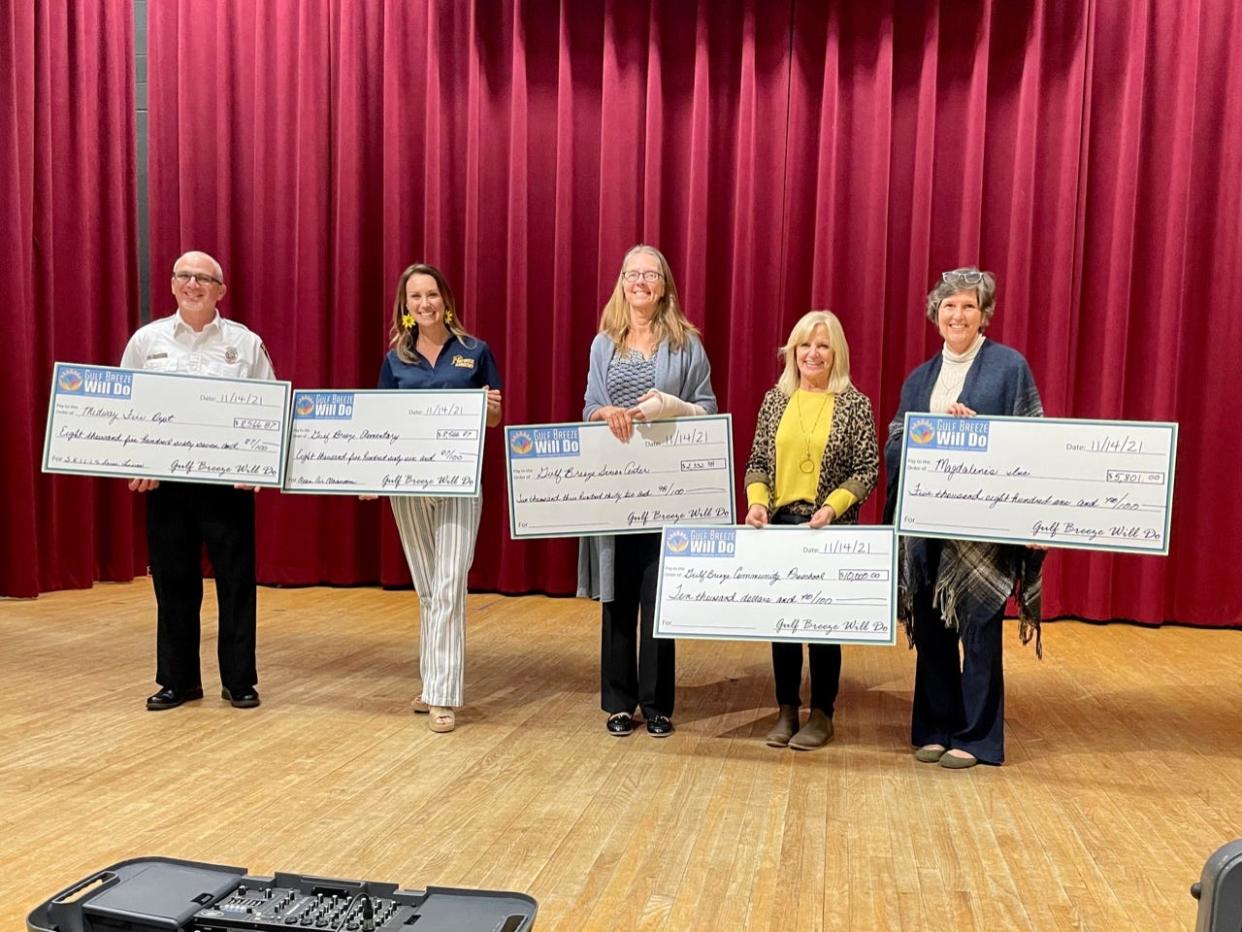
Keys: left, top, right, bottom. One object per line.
{"left": 451, "top": 355, "right": 475, "bottom": 369}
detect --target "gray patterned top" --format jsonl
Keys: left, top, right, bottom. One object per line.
{"left": 606, "top": 349, "right": 657, "bottom": 408}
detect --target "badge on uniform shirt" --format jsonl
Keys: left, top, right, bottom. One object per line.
{"left": 225, "top": 346, "right": 239, "bottom": 363}
{"left": 451, "top": 354, "right": 475, "bottom": 369}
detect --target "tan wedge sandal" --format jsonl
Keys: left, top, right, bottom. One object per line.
{"left": 429, "top": 706, "right": 456, "bottom": 733}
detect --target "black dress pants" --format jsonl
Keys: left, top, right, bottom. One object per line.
{"left": 146, "top": 482, "right": 258, "bottom": 692}
{"left": 600, "top": 532, "right": 674, "bottom": 718}
{"left": 770, "top": 509, "right": 842, "bottom": 716}
{"left": 771, "top": 642, "right": 842, "bottom": 715}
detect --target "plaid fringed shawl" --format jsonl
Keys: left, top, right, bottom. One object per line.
{"left": 882, "top": 339, "right": 1046, "bottom": 656}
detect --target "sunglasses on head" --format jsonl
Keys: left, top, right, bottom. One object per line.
{"left": 941, "top": 269, "right": 985, "bottom": 285}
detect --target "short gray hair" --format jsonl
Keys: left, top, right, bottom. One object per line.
{"left": 925, "top": 267, "right": 996, "bottom": 324}
{"left": 173, "top": 250, "right": 224, "bottom": 282}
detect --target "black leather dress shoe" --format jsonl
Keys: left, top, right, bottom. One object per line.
{"left": 606, "top": 713, "right": 634, "bottom": 736}
{"left": 146, "top": 686, "right": 204, "bottom": 711}
{"left": 645, "top": 714, "right": 674, "bottom": 737}
{"left": 221, "top": 687, "right": 261, "bottom": 709}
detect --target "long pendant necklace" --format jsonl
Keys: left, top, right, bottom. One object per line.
{"left": 795, "top": 390, "right": 831, "bottom": 474}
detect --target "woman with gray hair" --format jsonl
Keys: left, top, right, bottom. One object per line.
{"left": 882, "top": 267, "right": 1044, "bottom": 769}
{"left": 743, "top": 310, "right": 879, "bottom": 750}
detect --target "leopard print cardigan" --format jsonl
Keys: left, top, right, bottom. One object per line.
{"left": 743, "top": 385, "right": 879, "bottom": 523}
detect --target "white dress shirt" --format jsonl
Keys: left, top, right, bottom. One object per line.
{"left": 121, "top": 310, "right": 275, "bottom": 380}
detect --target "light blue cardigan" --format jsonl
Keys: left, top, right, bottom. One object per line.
{"left": 576, "top": 331, "right": 719, "bottom": 601}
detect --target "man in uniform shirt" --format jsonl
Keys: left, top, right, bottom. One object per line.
{"left": 121, "top": 251, "right": 275, "bottom": 711}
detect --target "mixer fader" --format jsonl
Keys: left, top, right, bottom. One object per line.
{"left": 193, "top": 880, "right": 414, "bottom": 930}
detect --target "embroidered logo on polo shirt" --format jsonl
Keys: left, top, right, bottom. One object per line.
{"left": 451, "top": 354, "right": 475, "bottom": 369}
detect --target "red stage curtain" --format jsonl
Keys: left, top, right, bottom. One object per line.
{"left": 13, "top": 0, "right": 1235, "bottom": 626}
{"left": 1, "top": 0, "right": 140, "bottom": 597}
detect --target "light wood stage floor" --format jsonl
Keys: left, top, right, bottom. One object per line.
{"left": 2, "top": 581, "right": 1240, "bottom": 930}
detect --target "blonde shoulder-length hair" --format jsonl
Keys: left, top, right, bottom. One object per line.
{"left": 598, "top": 244, "right": 699, "bottom": 351}
{"left": 776, "top": 310, "right": 854, "bottom": 396}
{"left": 388, "top": 262, "right": 477, "bottom": 364}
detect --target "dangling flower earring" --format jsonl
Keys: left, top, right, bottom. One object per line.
{"left": 444, "top": 309, "right": 455, "bottom": 326}
{"left": 401, "top": 313, "right": 414, "bottom": 329}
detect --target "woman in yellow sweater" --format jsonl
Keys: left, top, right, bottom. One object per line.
{"left": 743, "top": 311, "right": 879, "bottom": 749}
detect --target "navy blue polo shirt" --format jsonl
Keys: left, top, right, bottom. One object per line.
{"left": 378, "top": 335, "right": 503, "bottom": 390}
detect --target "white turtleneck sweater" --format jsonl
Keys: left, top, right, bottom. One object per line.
{"left": 929, "top": 333, "right": 986, "bottom": 413}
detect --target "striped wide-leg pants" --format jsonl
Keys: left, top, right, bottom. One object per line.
{"left": 390, "top": 495, "right": 483, "bottom": 707}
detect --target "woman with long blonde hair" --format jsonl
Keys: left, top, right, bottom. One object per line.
{"left": 579, "top": 245, "right": 717, "bottom": 737}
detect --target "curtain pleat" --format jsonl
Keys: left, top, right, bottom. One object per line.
{"left": 1, "top": 0, "right": 139, "bottom": 597}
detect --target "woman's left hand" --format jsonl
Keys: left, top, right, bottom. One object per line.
{"left": 485, "top": 385, "right": 503, "bottom": 426}
{"left": 808, "top": 504, "right": 837, "bottom": 528}
{"left": 946, "top": 402, "right": 976, "bottom": 417}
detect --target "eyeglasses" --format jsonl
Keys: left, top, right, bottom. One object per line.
{"left": 622, "top": 270, "right": 664, "bottom": 283}
{"left": 174, "top": 271, "right": 223, "bottom": 286}
{"left": 941, "top": 269, "right": 985, "bottom": 285}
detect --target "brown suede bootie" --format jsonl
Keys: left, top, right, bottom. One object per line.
{"left": 788, "top": 709, "right": 833, "bottom": 750}
{"left": 765, "top": 705, "right": 800, "bottom": 748}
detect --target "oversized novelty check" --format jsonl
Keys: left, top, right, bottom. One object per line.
{"left": 505, "top": 415, "right": 735, "bottom": 538}
{"left": 283, "top": 389, "right": 486, "bottom": 496}
{"left": 895, "top": 414, "right": 1177, "bottom": 554}
{"left": 42, "top": 362, "right": 290, "bottom": 487}
{"left": 653, "top": 525, "right": 897, "bottom": 644}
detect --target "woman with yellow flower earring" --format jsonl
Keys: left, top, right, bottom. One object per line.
{"left": 377, "top": 263, "right": 503, "bottom": 733}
